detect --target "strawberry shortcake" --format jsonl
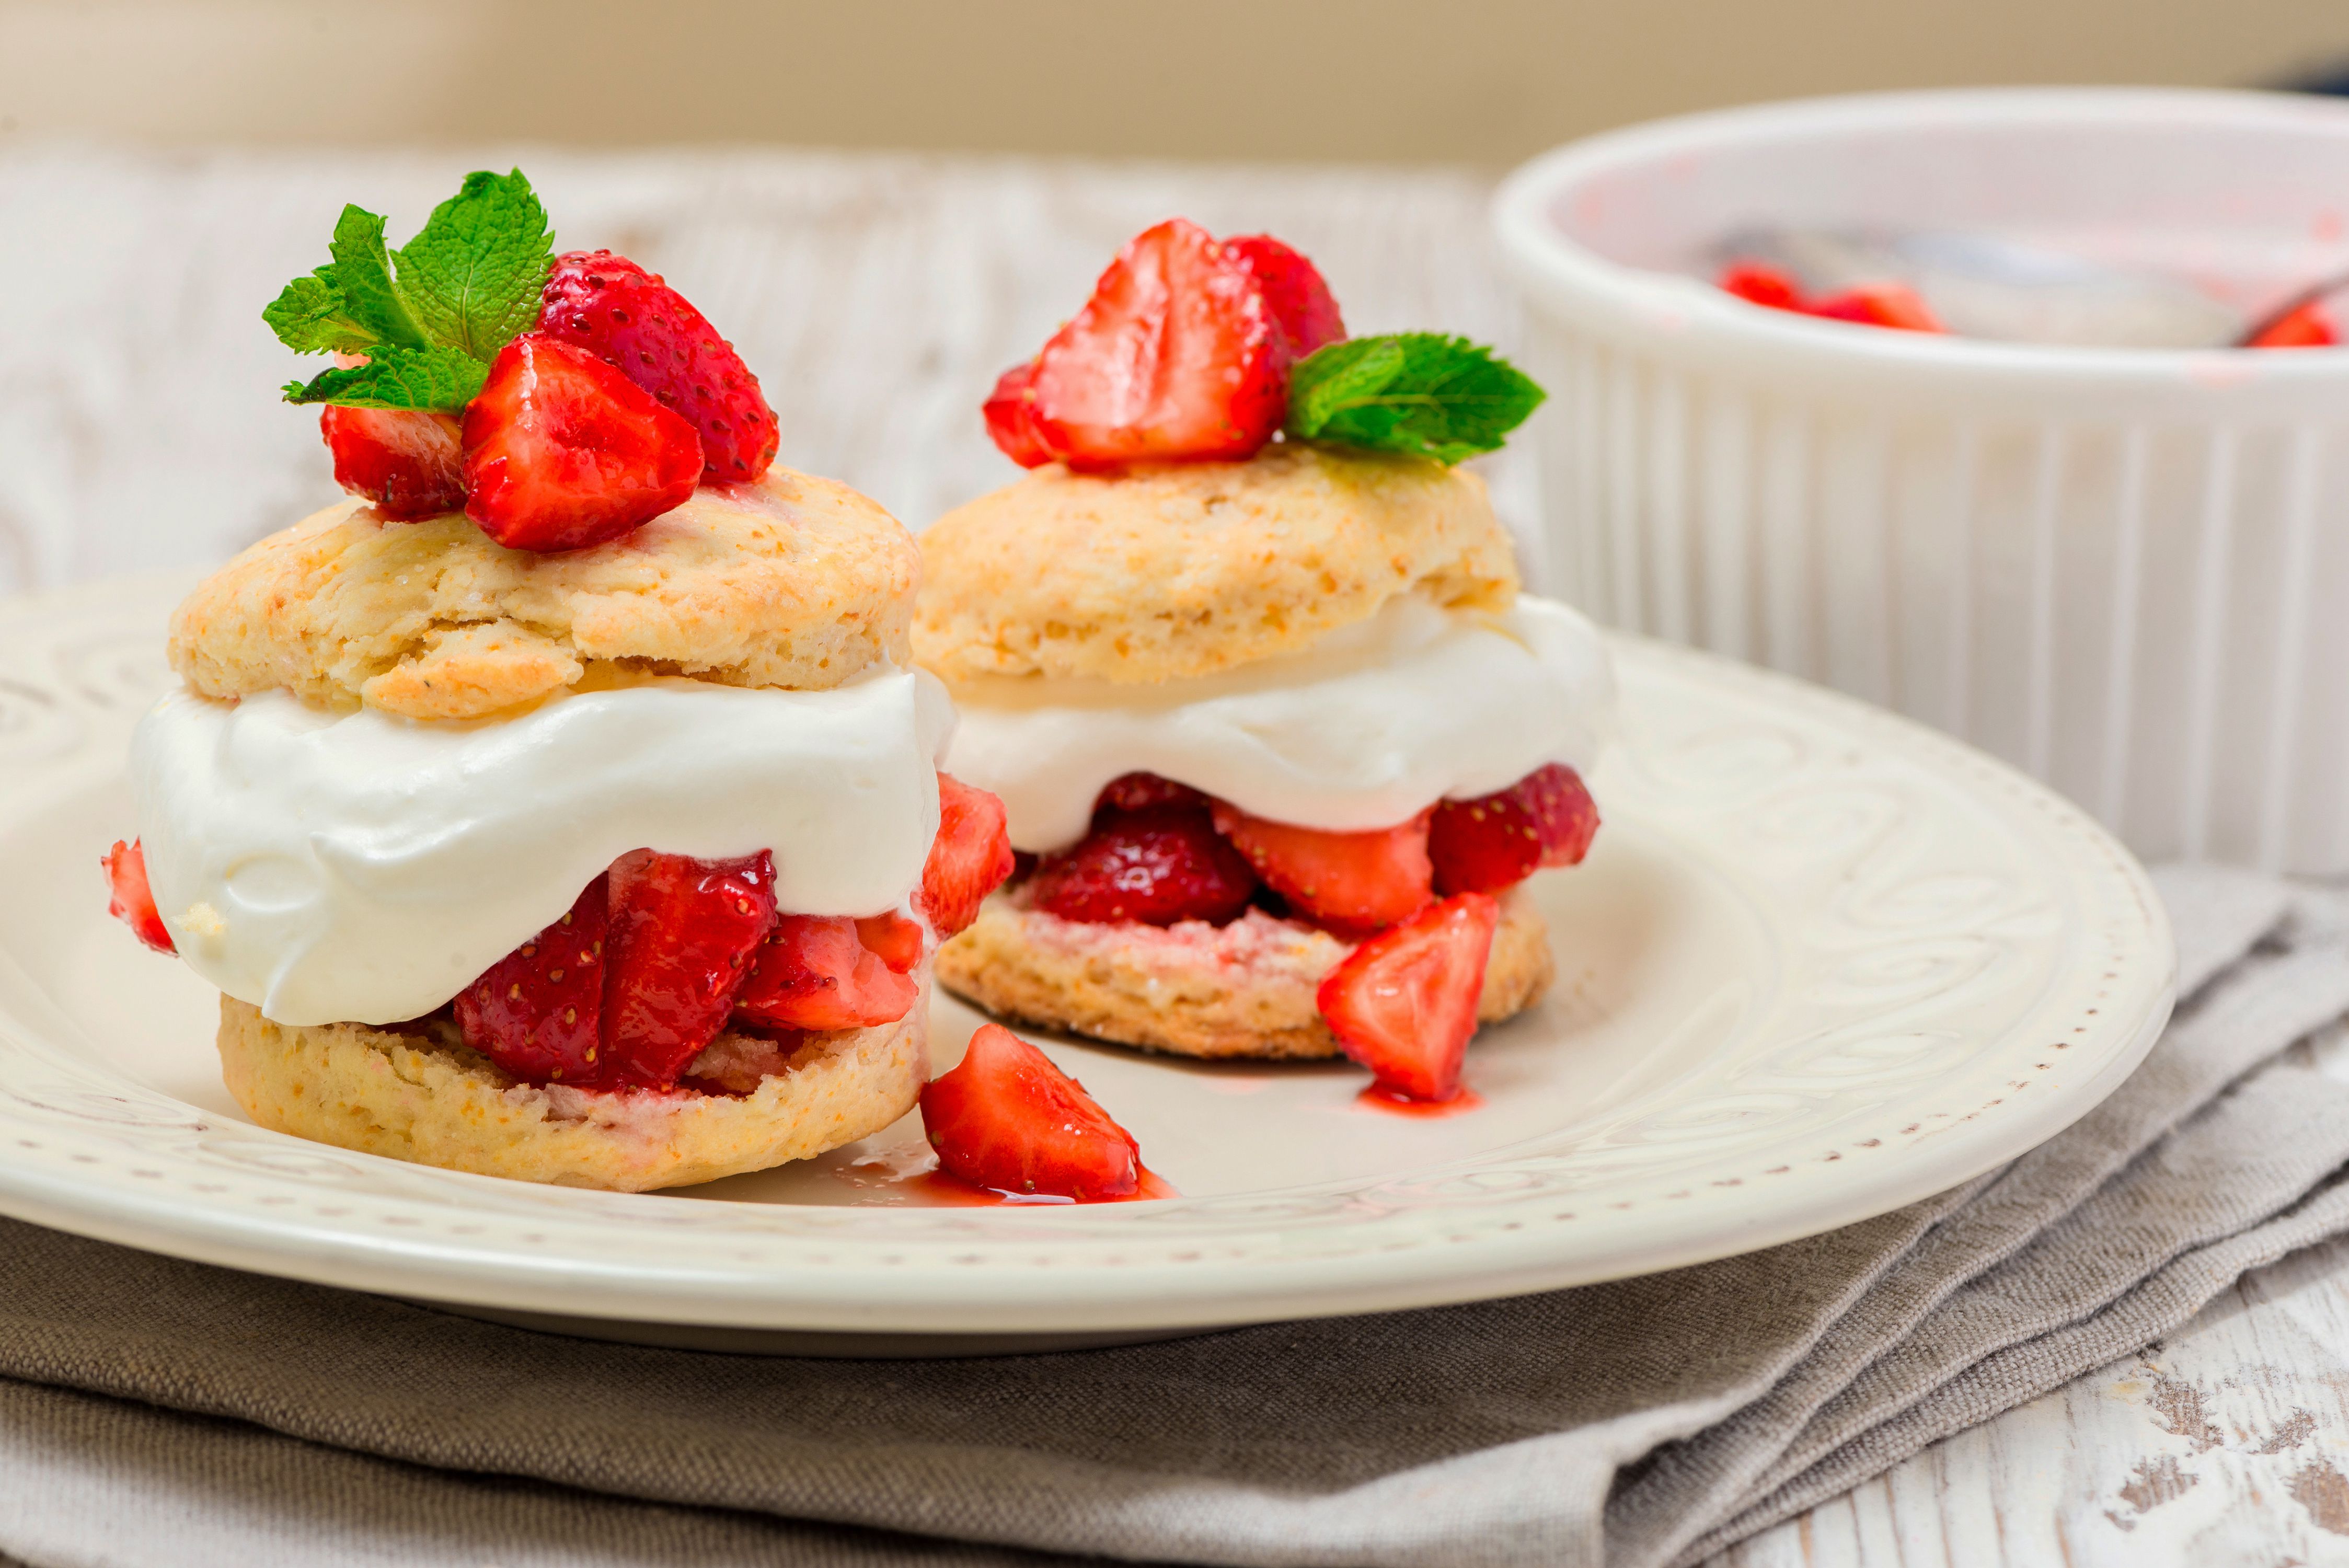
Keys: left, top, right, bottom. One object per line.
{"left": 101, "top": 171, "right": 1012, "bottom": 1191}
{"left": 919, "top": 221, "right": 1615, "bottom": 1104}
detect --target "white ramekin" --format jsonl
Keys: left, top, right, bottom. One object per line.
{"left": 1495, "top": 87, "right": 2349, "bottom": 875}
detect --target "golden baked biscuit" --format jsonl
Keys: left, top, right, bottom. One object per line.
{"left": 171, "top": 468, "right": 919, "bottom": 721}
{"left": 912, "top": 445, "right": 1519, "bottom": 686}
{"left": 935, "top": 888, "right": 1552, "bottom": 1059}
{"left": 217, "top": 994, "right": 927, "bottom": 1192}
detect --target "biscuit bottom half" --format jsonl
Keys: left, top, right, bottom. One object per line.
{"left": 216, "top": 992, "right": 928, "bottom": 1192}
{"left": 935, "top": 888, "right": 1553, "bottom": 1060}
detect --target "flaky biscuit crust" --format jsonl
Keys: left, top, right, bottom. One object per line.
{"left": 171, "top": 469, "right": 919, "bottom": 720}
{"left": 912, "top": 446, "right": 1519, "bottom": 686}
{"left": 934, "top": 887, "right": 1552, "bottom": 1059}
{"left": 216, "top": 995, "right": 927, "bottom": 1191}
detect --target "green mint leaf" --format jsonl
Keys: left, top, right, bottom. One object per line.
{"left": 280, "top": 344, "right": 486, "bottom": 411}
{"left": 323, "top": 204, "right": 431, "bottom": 352}
{"left": 393, "top": 169, "right": 554, "bottom": 361}
{"left": 261, "top": 270, "right": 379, "bottom": 355}
{"left": 1284, "top": 333, "right": 1546, "bottom": 464}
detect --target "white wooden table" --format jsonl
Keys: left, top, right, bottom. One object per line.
{"left": 4, "top": 144, "right": 2343, "bottom": 1567}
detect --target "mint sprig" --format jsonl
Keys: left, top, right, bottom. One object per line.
{"left": 265, "top": 170, "right": 552, "bottom": 411}
{"left": 1283, "top": 333, "right": 1545, "bottom": 464}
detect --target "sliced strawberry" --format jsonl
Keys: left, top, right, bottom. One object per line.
{"left": 319, "top": 407, "right": 466, "bottom": 520}
{"left": 1810, "top": 282, "right": 1943, "bottom": 333}
{"left": 734, "top": 914, "right": 919, "bottom": 1032}
{"left": 460, "top": 333, "right": 703, "bottom": 552}
{"left": 101, "top": 839, "right": 174, "bottom": 955}
{"left": 1210, "top": 802, "right": 1433, "bottom": 932}
{"left": 1227, "top": 235, "right": 1346, "bottom": 356}
{"left": 1093, "top": 770, "right": 1210, "bottom": 817}
{"left": 2248, "top": 298, "right": 2338, "bottom": 349}
{"left": 1020, "top": 218, "right": 1287, "bottom": 468}
{"left": 920, "top": 1022, "right": 1140, "bottom": 1200}
{"left": 982, "top": 361, "right": 1056, "bottom": 469}
{"left": 537, "top": 250, "right": 781, "bottom": 482}
{"left": 1718, "top": 261, "right": 1805, "bottom": 312}
{"left": 917, "top": 773, "right": 1016, "bottom": 938}
{"left": 455, "top": 874, "right": 608, "bottom": 1082}
{"left": 854, "top": 911, "right": 924, "bottom": 975}
{"left": 1031, "top": 804, "right": 1257, "bottom": 926}
{"left": 598, "top": 849, "right": 776, "bottom": 1087}
{"left": 1316, "top": 893, "right": 1499, "bottom": 1102}
{"left": 1429, "top": 763, "right": 1602, "bottom": 896}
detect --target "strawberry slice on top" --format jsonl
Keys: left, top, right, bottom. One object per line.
{"left": 320, "top": 407, "right": 466, "bottom": 520}
{"left": 460, "top": 334, "right": 704, "bottom": 552}
{"left": 1317, "top": 893, "right": 1500, "bottom": 1102}
{"left": 1009, "top": 218, "right": 1290, "bottom": 469}
{"left": 537, "top": 250, "right": 782, "bottom": 483}
{"left": 1210, "top": 802, "right": 1434, "bottom": 933}
{"left": 1227, "top": 235, "right": 1347, "bottom": 358}
{"left": 920, "top": 1022, "right": 1141, "bottom": 1200}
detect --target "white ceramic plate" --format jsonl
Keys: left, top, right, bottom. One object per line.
{"left": 0, "top": 579, "right": 2173, "bottom": 1354}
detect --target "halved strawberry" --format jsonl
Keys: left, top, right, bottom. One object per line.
{"left": 460, "top": 333, "right": 703, "bottom": 552}
{"left": 920, "top": 1022, "right": 1140, "bottom": 1200}
{"left": 734, "top": 914, "right": 919, "bottom": 1032}
{"left": 1227, "top": 235, "right": 1346, "bottom": 356}
{"left": 320, "top": 407, "right": 466, "bottom": 519}
{"left": 455, "top": 874, "right": 608, "bottom": 1082}
{"left": 537, "top": 250, "right": 781, "bottom": 482}
{"left": 1429, "top": 763, "right": 1601, "bottom": 896}
{"left": 599, "top": 849, "right": 776, "bottom": 1087}
{"left": 854, "top": 911, "right": 925, "bottom": 975}
{"left": 982, "top": 362, "right": 1056, "bottom": 469}
{"left": 1030, "top": 804, "right": 1257, "bottom": 926}
{"left": 1210, "top": 802, "right": 1433, "bottom": 932}
{"left": 1018, "top": 218, "right": 1287, "bottom": 468}
{"left": 101, "top": 839, "right": 174, "bottom": 955}
{"left": 1316, "top": 893, "right": 1499, "bottom": 1102}
{"left": 1092, "top": 770, "right": 1210, "bottom": 817}
{"left": 917, "top": 773, "right": 1016, "bottom": 938}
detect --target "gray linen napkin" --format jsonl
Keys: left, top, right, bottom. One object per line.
{"left": 2, "top": 863, "right": 2346, "bottom": 1568}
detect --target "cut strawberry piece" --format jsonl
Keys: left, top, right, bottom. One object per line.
{"left": 734, "top": 914, "right": 919, "bottom": 1032}
{"left": 1316, "top": 893, "right": 1500, "bottom": 1102}
{"left": 1210, "top": 802, "right": 1434, "bottom": 932}
{"left": 920, "top": 1022, "right": 1140, "bottom": 1200}
{"left": 1227, "top": 235, "right": 1346, "bottom": 356}
{"left": 1093, "top": 771, "right": 1210, "bottom": 817}
{"left": 599, "top": 849, "right": 777, "bottom": 1087}
{"left": 1021, "top": 218, "right": 1288, "bottom": 468}
{"left": 2247, "top": 298, "right": 2338, "bottom": 349}
{"left": 319, "top": 407, "right": 466, "bottom": 520}
{"left": 1429, "top": 763, "right": 1602, "bottom": 896}
{"left": 1718, "top": 261, "right": 1805, "bottom": 313}
{"left": 1810, "top": 282, "right": 1944, "bottom": 333}
{"left": 917, "top": 773, "right": 1016, "bottom": 938}
{"left": 101, "top": 839, "right": 174, "bottom": 955}
{"left": 455, "top": 874, "right": 608, "bottom": 1082}
{"left": 982, "top": 361, "right": 1056, "bottom": 469}
{"left": 537, "top": 250, "right": 781, "bottom": 482}
{"left": 854, "top": 911, "right": 924, "bottom": 974}
{"left": 1031, "top": 804, "right": 1257, "bottom": 926}
{"left": 460, "top": 333, "right": 703, "bottom": 552}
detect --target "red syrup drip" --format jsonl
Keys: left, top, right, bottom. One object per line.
{"left": 1353, "top": 1083, "right": 1486, "bottom": 1119}
{"left": 835, "top": 1152, "right": 1178, "bottom": 1206}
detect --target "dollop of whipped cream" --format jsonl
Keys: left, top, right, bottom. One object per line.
{"left": 943, "top": 594, "right": 1616, "bottom": 852}
{"left": 130, "top": 671, "right": 954, "bottom": 1028}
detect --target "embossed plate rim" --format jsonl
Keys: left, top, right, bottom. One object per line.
{"left": 0, "top": 578, "right": 2174, "bottom": 1336}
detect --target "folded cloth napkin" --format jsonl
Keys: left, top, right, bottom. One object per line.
{"left": 3, "top": 862, "right": 2347, "bottom": 1568}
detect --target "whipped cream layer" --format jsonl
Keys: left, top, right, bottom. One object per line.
{"left": 943, "top": 594, "right": 1616, "bottom": 852}
{"left": 131, "top": 672, "right": 954, "bottom": 1028}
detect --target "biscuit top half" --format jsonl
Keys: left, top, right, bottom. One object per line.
{"left": 171, "top": 467, "right": 920, "bottom": 721}
{"left": 912, "top": 445, "right": 1519, "bottom": 687}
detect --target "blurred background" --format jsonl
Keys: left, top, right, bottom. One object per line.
{"left": 4, "top": 0, "right": 2347, "bottom": 166}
